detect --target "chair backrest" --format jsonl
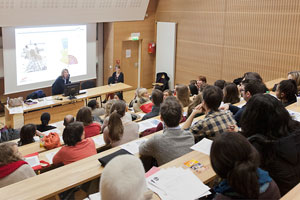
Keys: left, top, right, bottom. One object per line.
{"left": 155, "top": 72, "right": 170, "bottom": 91}
{"left": 81, "top": 80, "right": 96, "bottom": 90}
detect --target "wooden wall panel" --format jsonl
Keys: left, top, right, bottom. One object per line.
{"left": 103, "top": 23, "right": 114, "bottom": 84}
{"left": 156, "top": 0, "right": 300, "bottom": 85}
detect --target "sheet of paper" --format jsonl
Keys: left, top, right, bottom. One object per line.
{"left": 288, "top": 110, "right": 300, "bottom": 122}
{"left": 190, "top": 138, "right": 213, "bottom": 155}
{"left": 24, "top": 155, "right": 40, "bottom": 168}
{"left": 45, "top": 150, "right": 59, "bottom": 164}
{"left": 9, "top": 106, "right": 24, "bottom": 114}
{"left": 88, "top": 192, "right": 101, "bottom": 200}
{"left": 121, "top": 138, "right": 148, "bottom": 154}
{"left": 92, "top": 135, "right": 105, "bottom": 146}
{"left": 138, "top": 119, "right": 161, "bottom": 132}
{"left": 42, "top": 128, "right": 61, "bottom": 135}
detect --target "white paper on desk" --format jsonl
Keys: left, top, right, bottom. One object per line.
{"left": 288, "top": 110, "right": 300, "bottom": 122}
{"left": 138, "top": 119, "right": 161, "bottom": 132}
{"left": 237, "top": 102, "right": 246, "bottom": 108}
{"left": 92, "top": 135, "right": 105, "bottom": 146}
{"left": 138, "top": 113, "right": 146, "bottom": 119}
{"left": 24, "top": 155, "right": 40, "bottom": 168}
{"left": 9, "top": 106, "right": 23, "bottom": 114}
{"left": 88, "top": 192, "right": 101, "bottom": 200}
{"left": 45, "top": 150, "right": 59, "bottom": 164}
{"left": 121, "top": 138, "right": 148, "bottom": 154}
{"left": 147, "top": 167, "right": 210, "bottom": 200}
{"left": 33, "top": 136, "right": 40, "bottom": 142}
{"left": 191, "top": 138, "right": 213, "bottom": 155}
{"left": 42, "top": 128, "right": 61, "bottom": 135}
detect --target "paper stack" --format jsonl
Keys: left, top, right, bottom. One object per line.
{"left": 147, "top": 167, "right": 210, "bottom": 200}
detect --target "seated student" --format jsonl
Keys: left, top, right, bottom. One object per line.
{"left": 100, "top": 155, "right": 153, "bottom": 200}
{"left": 139, "top": 98, "right": 194, "bottom": 166}
{"left": 18, "top": 124, "right": 43, "bottom": 146}
{"left": 163, "top": 89, "right": 173, "bottom": 100}
{"left": 182, "top": 86, "right": 236, "bottom": 141}
{"left": 142, "top": 89, "right": 163, "bottom": 121}
{"left": 63, "top": 115, "right": 75, "bottom": 127}
{"left": 242, "top": 72, "right": 268, "bottom": 92}
{"left": 241, "top": 94, "right": 300, "bottom": 195}
{"left": 288, "top": 71, "right": 300, "bottom": 93}
{"left": 226, "top": 79, "right": 266, "bottom": 126}
{"left": 189, "top": 80, "right": 199, "bottom": 96}
{"left": 187, "top": 93, "right": 203, "bottom": 118}
{"left": 133, "top": 88, "right": 153, "bottom": 113}
{"left": 113, "top": 92, "right": 124, "bottom": 101}
{"left": 214, "top": 79, "right": 226, "bottom": 90}
{"left": 0, "top": 142, "right": 36, "bottom": 188}
{"left": 210, "top": 132, "right": 281, "bottom": 199}
{"left": 276, "top": 79, "right": 298, "bottom": 107}
{"left": 175, "top": 84, "right": 192, "bottom": 107}
{"left": 53, "top": 122, "right": 97, "bottom": 165}
{"left": 76, "top": 107, "right": 101, "bottom": 138}
{"left": 223, "top": 83, "right": 240, "bottom": 104}
{"left": 87, "top": 100, "right": 105, "bottom": 118}
{"left": 36, "top": 112, "right": 56, "bottom": 132}
{"left": 103, "top": 101, "right": 139, "bottom": 147}
{"left": 197, "top": 75, "right": 207, "bottom": 92}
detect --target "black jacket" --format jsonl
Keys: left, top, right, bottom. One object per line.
{"left": 52, "top": 76, "right": 70, "bottom": 95}
{"left": 248, "top": 132, "right": 300, "bottom": 195}
{"left": 112, "top": 72, "right": 124, "bottom": 83}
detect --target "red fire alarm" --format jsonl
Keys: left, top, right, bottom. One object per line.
{"left": 148, "top": 42, "right": 156, "bottom": 54}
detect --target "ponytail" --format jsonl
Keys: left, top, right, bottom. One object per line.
{"left": 108, "top": 111, "right": 124, "bottom": 142}
{"left": 227, "top": 159, "right": 259, "bottom": 199}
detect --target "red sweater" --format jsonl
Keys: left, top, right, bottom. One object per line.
{"left": 53, "top": 138, "right": 97, "bottom": 165}
{"left": 84, "top": 123, "right": 101, "bottom": 138}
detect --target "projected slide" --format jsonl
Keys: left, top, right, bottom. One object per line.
{"left": 15, "top": 25, "right": 87, "bottom": 86}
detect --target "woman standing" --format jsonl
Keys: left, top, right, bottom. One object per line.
{"left": 52, "top": 69, "right": 71, "bottom": 95}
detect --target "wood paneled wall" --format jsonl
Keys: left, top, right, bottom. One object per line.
{"left": 156, "top": 0, "right": 300, "bottom": 84}
{"left": 103, "top": 0, "right": 157, "bottom": 88}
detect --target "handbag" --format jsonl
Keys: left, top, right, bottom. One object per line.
{"left": 8, "top": 97, "right": 23, "bottom": 107}
{"left": 42, "top": 132, "right": 61, "bottom": 150}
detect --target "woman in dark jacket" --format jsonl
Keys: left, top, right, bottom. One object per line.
{"left": 241, "top": 94, "right": 300, "bottom": 196}
{"left": 103, "top": 65, "right": 124, "bottom": 103}
{"left": 52, "top": 68, "right": 70, "bottom": 95}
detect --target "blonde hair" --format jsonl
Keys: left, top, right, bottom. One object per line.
{"left": 175, "top": 84, "right": 191, "bottom": 107}
{"left": 288, "top": 71, "right": 300, "bottom": 92}
{"left": 187, "top": 94, "right": 203, "bottom": 117}
{"left": 0, "top": 142, "right": 22, "bottom": 166}
{"left": 137, "top": 88, "right": 148, "bottom": 98}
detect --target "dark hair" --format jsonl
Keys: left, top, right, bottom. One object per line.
{"left": 151, "top": 89, "right": 164, "bottom": 106}
{"left": 41, "top": 112, "right": 50, "bottom": 126}
{"left": 202, "top": 86, "right": 223, "bottom": 111}
{"left": 76, "top": 107, "right": 93, "bottom": 126}
{"left": 242, "top": 79, "right": 266, "bottom": 96}
{"left": 214, "top": 80, "right": 226, "bottom": 90}
{"left": 19, "top": 124, "right": 36, "bottom": 146}
{"left": 223, "top": 83, "right": 240, "bottom": 104}
{"left": 63, "top": 122, "right": 84, "bottom": 146}
{"left": 210, "top": 132, "right": 260, "bottom": 199}
{"left": 277, "top": 79, "right": 297, "bottom": 104}
{"left": 190, "top": 80, "right": 197, "bottom": 85}
{"left": 108, "top": 101, "right": 126, "bottom": 142}
{"left": 189, "top": 84, "right": 199, "bottom": 96}
{"left": 64, "top": 115, "right": 75, "bottom": 127}
{"left": 175, "top": 84, "right": 191, "bottom": 107}
{"left": 115, "top": 92, "right": 124, "bottom": 101}
{"left": 243, "top": 72, "right": 263, "bottom": 82}
{"left": 198, "top": 76, "right": 207, "bottom": 83}
{"left": 160, "top": 97, "right": 182, "bottom": 127}
{"left": 241, "top": 94, "right": 300, "bottom": 139}
{"left": 87, "top": 100, "right": 97, "bottom": 110}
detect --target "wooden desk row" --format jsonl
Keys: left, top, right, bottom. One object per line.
{"left": 5, "top": 83, "right": 132, "bottom": 129}
{"left": 281, "top": 183, "right": 300, "bottom": 200}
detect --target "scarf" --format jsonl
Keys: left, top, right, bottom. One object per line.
{"left": 0, "top": 160, "right": 28, "bottom": 178}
